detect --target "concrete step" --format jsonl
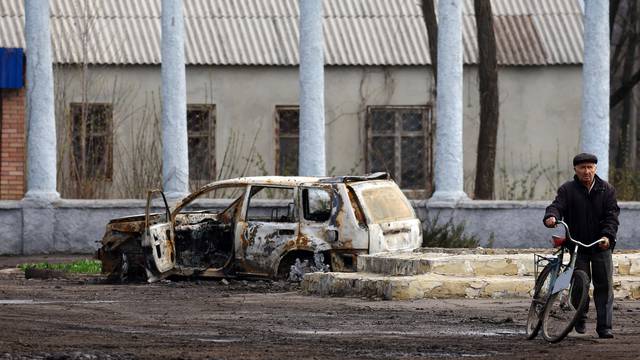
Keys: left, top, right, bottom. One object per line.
{"left": 358, "top": 249, "right": 640, "bottom": 277}
{"left": 303, "top": 272, "right": 533, "bottom": 300}
{"left": 302, "top": 272, "right": 640, "bottom": 300}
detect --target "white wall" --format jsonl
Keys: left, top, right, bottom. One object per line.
{"left": 53, "top": 64, "right": 582, "bottom": 199}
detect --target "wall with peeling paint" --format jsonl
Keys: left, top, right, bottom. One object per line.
{"left": 51, "top": 64, "right": 580, "bottom": 199}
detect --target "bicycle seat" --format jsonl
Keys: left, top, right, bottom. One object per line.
{"left": 551, "top": 235, "right": 566, "bottom": 248}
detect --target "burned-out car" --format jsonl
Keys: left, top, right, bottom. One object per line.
{"left": 96, "top": 173, "right": 422, "bottom": 282}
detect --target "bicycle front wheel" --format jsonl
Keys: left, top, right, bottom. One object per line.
{"left": 526, "top": 264, "right": 553, "bottom": 339}
{"left": 541, "top": 269, "right": 589, "bottom": 343}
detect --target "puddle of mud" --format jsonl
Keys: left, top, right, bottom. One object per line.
{"left": 196, "top": 338, "right": 242, "bottom": 343}
{"left": 291, "top": 328, "right": 524, "bottom": 337}
{"left": 442, "top": 329, "right": 525, "bottom": 336}
{"left": 293, "top": 330, "right": 425, "bottom": 336}
{"left": 0, "top": 299, "right": 118, "bottom": 305}
{"left": 417, "top": 353, "right": 490, "bottom": 358}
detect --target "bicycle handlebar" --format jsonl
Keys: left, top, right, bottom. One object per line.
{"left": 554, "top": 220, "right": 607, "bottom": 248}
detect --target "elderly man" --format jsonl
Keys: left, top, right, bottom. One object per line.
{"left": 543, "top": 153, "right": 620, "bottom": 339}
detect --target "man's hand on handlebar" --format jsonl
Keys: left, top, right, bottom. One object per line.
{"left": 545, "top": 220, "right": 611, "bottom": 249}
{"left": 544, "top": 216, "right": 557, "bottom": 228}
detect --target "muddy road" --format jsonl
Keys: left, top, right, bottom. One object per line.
{"left": 0, "top": 265, "right": 639, "bottom": 359}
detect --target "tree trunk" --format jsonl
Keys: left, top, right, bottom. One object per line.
{"left": 610, "top": 0, "right": 638, "bottom": 176}
{"left": 615, "top": 13, "right": 637, "bottom": 170}
{"left": 421, "top": 0, "right": 438, "bottom": 87}
{"left": 610, "top": 0, "right": 640, "bottom": 110}
{"left": 473, "top": 0, "right": 499, "bottom": 199}
{"left": 611, "top": 0, "right": 621, "bottom": 35}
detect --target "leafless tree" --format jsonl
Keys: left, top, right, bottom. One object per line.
{"left": 421, "top": 0, "right": 499, "bottom": 198}
{"left": 473, "top": 0, "right": 499, "bottom": 199}
{"left": 610, "top": 0, "right": 640, "bottom": 110}
{"left": 610, "top": 0, "right": 640, "bottom": 195}
{"left": 613, "top": 0, "right": 638, "bottom": 170}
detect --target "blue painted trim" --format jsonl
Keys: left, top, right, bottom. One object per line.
{"left": 0, "top": 48, "right": 24, "bottom": 89}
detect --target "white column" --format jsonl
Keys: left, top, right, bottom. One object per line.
{"left": 298, "top": 0, "right": 326, "bottom": 176}
{"left": 161, "top": 0, "right": 189, "bottom": 198}
{"left": 581, "top": 0, "right": 609, "bottom": 180}
{"left": 430, "top": 0, "right": 469, "bottom": 201}
{"left": 24, "top": 0, "right": 59, "bottom": 201}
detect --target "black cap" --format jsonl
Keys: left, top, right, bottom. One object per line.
{"left": 573, "top": 153, "right": 598, "bottom": 166}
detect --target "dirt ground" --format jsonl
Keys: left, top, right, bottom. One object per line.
{"left": 0, "top": 256, "right": 639, "bottom": 360}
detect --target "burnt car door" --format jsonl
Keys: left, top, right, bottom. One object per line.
{"left": 142, "top": 190, "right": 176, "bottom": 280}
{"left": 171, "top": 184, "right": 246, "bottom": 277}
{"left": 235, "top": 185, "right": 299, "bottom": 276}
{"left": 298, "top": 185, "right": 336, "bottom": 260}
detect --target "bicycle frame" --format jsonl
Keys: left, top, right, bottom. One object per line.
{"left": 533, "top": 247, "right": 565, "bottom": 300}
{"left": 526, "top": 220, "right": 607, "bottom": 342}
{"left": 546, "top": 220, "right": 606, "bottom": 294}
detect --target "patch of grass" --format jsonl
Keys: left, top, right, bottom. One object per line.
{"left": 422, "top": 214, "right": 481, "bottom": 248}
{"left": 18, "top": 259, "right": 101, "bottom": 274}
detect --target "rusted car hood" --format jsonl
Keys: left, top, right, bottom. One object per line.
{"left": 100, "top": 214, "right": 164, "bottom": 250}
{"left": 105, "top": 214, "right": 151, "bottom": 234}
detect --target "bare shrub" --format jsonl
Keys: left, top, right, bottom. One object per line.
{"left": 422, "top": 213, "right": 482, "bottom": 248}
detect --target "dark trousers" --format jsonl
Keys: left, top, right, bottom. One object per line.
{"left": 575, "top": 249, "right": 614, "bottom": 333}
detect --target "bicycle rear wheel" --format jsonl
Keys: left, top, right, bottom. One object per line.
{"left": 526, "top": 264, "right": 553, "bottom": 339}
{"left": 541, "top": 269, "right": 589, "bottom": 343}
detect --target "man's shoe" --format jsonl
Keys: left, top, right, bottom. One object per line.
{"left": 598, "top": 329, "right": 614, "bottom": 339}
{"left": 574, "top": 321, "right": 586, "bottom": 334}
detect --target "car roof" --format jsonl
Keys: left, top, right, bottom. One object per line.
{"left": 172, "top": 173, "right": 392, "bottom": 212}
{"left": 199, "top": 173, "right": 390, "bottom": 188}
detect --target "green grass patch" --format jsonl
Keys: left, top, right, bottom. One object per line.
{"left": 18, "top": 259, "right": 101, "bottom": 274}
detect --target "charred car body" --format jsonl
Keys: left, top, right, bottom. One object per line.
{"left": 96, "top": 173, "right": 422, "bottom": 282}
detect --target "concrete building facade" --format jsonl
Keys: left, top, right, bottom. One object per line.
{"left": 0, "top": 0, "right": 628, "bottom": 255}
{"left": 41, "top": 64, "right": 581, "bottom": 199}
{"left": 0, "top": 0, "right": 586, "bottom": 200}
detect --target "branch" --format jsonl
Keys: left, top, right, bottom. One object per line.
{"left": 610, "top": 67, "right": 640, "bottom": 109}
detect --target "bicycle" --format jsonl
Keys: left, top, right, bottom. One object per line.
{"left": 525, "top": 220, "right": 606, "bottom": 343}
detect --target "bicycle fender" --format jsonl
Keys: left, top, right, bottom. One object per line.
{"left": 552, "top": 268, "right": 574, "bottom": 294}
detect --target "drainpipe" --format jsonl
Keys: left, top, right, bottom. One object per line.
{"left": 298, "top": 0, "right": 326, "bottom": 176}
{"left": 430, "top": 0, "right": 469, "bottom": 202}
{"left": 581, "top": 1, "right": 609, "bottom": 180}
{"left": 161, "top": 0, "right": 189, "bottom": 199}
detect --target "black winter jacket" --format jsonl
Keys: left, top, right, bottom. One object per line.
{"left": 543, "top": 175, "right": 620, "bottom": 252}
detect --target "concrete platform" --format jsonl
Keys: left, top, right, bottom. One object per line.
{"left": 302, "top": 249, "right": 640, "bottom": 300}
{"left": 357, "top": 249, "right": 640, "bottom": 277}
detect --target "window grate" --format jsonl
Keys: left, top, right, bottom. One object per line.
{"left": 187, "top": 104, "right": 216, "bottom": 181}
{"left": 70, "top": 103, "right": 113, "bottom": 181}
{"left": 275, "top": 106, "right": 299, "bottom": 176}
{"left": 366, "top": 106, "right": 433, "bottom": 195}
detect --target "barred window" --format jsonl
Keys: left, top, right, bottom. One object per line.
{"left": 70, "top": 103, "right": 113, "bottom": 180}
{"left": 366, "top": 106, "right": 433, "bottom": 193}
{"left": 187, "top": 105, "right": 216, "bottom": 181}
{"left": 275, "top": 106, "right": 299, "bottom": 176}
